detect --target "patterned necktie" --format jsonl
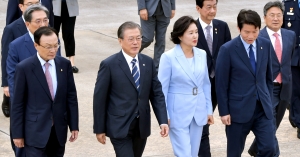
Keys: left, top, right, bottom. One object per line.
{"left": 45, "top": 62, "right": 54, "bottom": 100}
{"left": 249, "top": 44, "right": 256, "bottom": 73}
{"left": 131, "top": 59, "right": 140, "bottom": 91}
{"left": 273, "top": 33, "right": 282, "bottom": 83}
{"left": 205, "top": 25, "right": 213, "bottom": 55}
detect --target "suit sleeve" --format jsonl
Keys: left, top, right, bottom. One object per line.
{"left": 5, "top": 0, "right": 21, "bottom": 25}
{"left": 150, "top": 59, "right": 168, "bottom": 125}
{"left": 137, "top": 0, "right": 146, "bottom": 11}
{"left": 157, "top": 53, "right": 171, "bottom": 119}
{"left": 93, "top": 60, "right": 110, "bottom": 134}
{"left": 6, "top": 42, "right": 19, "bottom": 98}
{"left": 202, "top": 53, "right": 213, "bottom": 115}
{"left": 215, "top": 45, "right": 230, "bottom": 116}
{"left": 10, "top": 64, "right": 27, "bottom": 139}
{"left": 66, "top": 61, "right": 79, "bottom": 131}
{"left": 1, "top": 26, "right": 14, "bottom": 87}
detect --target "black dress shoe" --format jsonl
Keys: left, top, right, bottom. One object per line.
{"left": 72, "top": 66, "right": 79, "bottom": 73}
{"left": 297, "top": 128, "right": 300, "bottom": 139}
{"left": 248, "top": 149, "right": 257, "bottom": 157}
{"left": 1, "top": 94, "right": 10, "bottom": 117}
{"left": 289, "top": 117, "right": 297, "bottom": 128}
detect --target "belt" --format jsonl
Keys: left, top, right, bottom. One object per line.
{"left": 273, "top": 82, "right": 282, "bottom": 86}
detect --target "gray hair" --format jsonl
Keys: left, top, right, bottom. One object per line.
{"left": 263, "top": 1, "right": 285, "bottom": 16}
{"left": 117, "top": 21, "right": 141, "bottom": 39}
{"left": 24, "top": 4, "right": 49, "bottom": 22}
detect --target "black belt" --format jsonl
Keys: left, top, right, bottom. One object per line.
{"left": 273, "top": 82, "right": 282, "bottom": 86}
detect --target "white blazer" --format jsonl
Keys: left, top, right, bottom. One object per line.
{"left": 52, "top": 0, "right": 79, "bottom": 17}
{"left": 158, "top": 44, "right": 212, "bottom": 128}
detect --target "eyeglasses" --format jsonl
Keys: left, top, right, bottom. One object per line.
{"left": 31, "top": 19, "right": 49, "bottom": 25}
{"left": 125, "top": 36, "right": 142, "bottom": 43}
{"left": 23, "top": 2, "right": 41, "bottom": 6}
{"left": 267, "top": 14, "right": 283, "bottom": 19}
{"left": 39, "top": 44, "right": 60, "bottom": 50}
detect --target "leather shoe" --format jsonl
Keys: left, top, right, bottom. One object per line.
{"left": 248, "top": 149, "right": 257, "bottom": 157}
{"left": 289, "top": 117, "right": 297, "bottom": 128}
{"left": 72, "top": 66, "right": 79, "bottom": 73}
{"left": 297, "top": 128, "right": 300, "bottom": 139}
{"left": 1, "top": 94, "right": 10, "bottom": 117}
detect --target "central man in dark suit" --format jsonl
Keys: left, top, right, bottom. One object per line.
{"left": 216, "top": 9, "right": 275, "bottom": 157}
{"left": 93, "top": 21, "right": 169, "bottom": 157}
{"left": 194, "top": 0, "right": 231, "bottom": 156}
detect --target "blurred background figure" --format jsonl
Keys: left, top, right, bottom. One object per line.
{"left": 53, "top": 0, "right": 79, "bottom": 73}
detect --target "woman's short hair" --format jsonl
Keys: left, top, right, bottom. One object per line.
{"left": 170, "top": 16, "right": 197, "bottom": 44}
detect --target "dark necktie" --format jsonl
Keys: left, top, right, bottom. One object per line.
{"left": 131, "top": 59, "right": 140, "bottom": 91}
{"left": 249, "top": 44, "right": 256, "bottom": 73}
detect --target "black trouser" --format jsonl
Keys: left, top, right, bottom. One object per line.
{"left": 198, "top": 77, "right": 217, "bottom": 157}
{"left": 54, "top": 1, "right": 76, "bottom": 57}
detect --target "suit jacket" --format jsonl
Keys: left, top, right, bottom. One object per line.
{"left": 283, "top": 0, "right": 300, "bottom": 66}
{"left": 6, "top": 0, "right": 54, "bottom": 26}
{"left": 259, "top": 27, "right": 296, "bottom": 103}
{"left": 53, "top": 0, "right": 79, "bottom": 17}
{"left": 216, "top": 36, "right": 273, "bottom": 123}
{"left": 137, "top": 0, "right": 175, "bottom": 17}
{"left": 158, "top": 45, "right": 212, "bottom": 128}
{"left": 11, "top": 55, "right": 79, "bottom": 148}
{"left": 93, "top": 51, "right": 168, "bottom": 139}
{"left": 196, "top": 18, "right": 231, "bottom": 76}
{"left": 6, "top": 32, "right": 61, "bottom": 99}
{"left": 1, "top": 17, "right": 27, "bottom": 87}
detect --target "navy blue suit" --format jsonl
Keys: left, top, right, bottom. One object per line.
{"left": 6, "top": 32, "right": 61, "bottom": 99}
{"left": 195, "top": 18, "right": 231, "bottom": 157}
{"left": 6, "top": 0, "right": 54, "bottom": 26}
{"left": 11, "top": 55, "right": 78, "bottom": 149}
{"left": 216, "top": 36, "right": 275, "bottom": 157}
{"left": 282, "top": 0, "right": 300, "bottom": 129}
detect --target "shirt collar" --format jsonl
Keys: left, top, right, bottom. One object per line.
{"left": 28, "top": 31, "right": 34, "bottom": 42}
{"left": 37, "top": 53, "right": 55, "bottom": 67}
{"left": 266, "top": 27, "right": 281, "bottom": 37}
{"left": 240, "top": 35, "right": 256, "bottom": 50}
{"left": 199, "top": 17, "right": 213, "bottom": 30}
{"left": 121, "top": 49, "right": 139, "bottom": 64}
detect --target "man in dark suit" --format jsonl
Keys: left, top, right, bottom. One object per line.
{"left": 194, "top": 0, "right": 231, "bottom": 156}
{"left": 282, "top": 0, "right": 300, "bottom": 139}
{"left": 93, "top": 21, "right": 169, "bottom": 157}
{"left": 216, "top": 9, "right": 275, "bottom": 157}
{"left": 1, "top": 0, "right": 36, "bottom": 118}
{"left": 137, "top": 0, "right": 175, "bottom": 71}
{"left": 248, "top": 1, "right": 296, "bottom": 156}
{"left": 11, "top": 26, "right": 79, "bottom": 156}
{"left": 6, "top": 0, "right": 54, "bottom": 26}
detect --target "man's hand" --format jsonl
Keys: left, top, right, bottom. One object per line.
{"left": 221, "top": 115, "right": 231, "bottom": 125}
{"left": 3, "top": 86, "right": 9, "bottom": 97}
{"left": 207, "top": 115, "right": 214, "bottom": 125}
{"left": 13, "top": 138, "right": 24, "bottom": 148}
{"left": 96, "top": 133, "right": 106, "bottom": 144}
{"left": 170, "top": 10, "right": 175, "bottom": 19}
{"left": 69, "top": 130, "right": 78, "bottom": 142}
{"left": 139, "top": 9, "right": 148, "bottom": 21}
{"left": 160, "top": 124, "right": 169, "bottom": 137}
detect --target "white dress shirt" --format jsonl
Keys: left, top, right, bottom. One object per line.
{"left": 122, "top": 50, "right": 140, "bottom": 73}
{"left": 199, "top": 18, "right": 213, "bottom": 41}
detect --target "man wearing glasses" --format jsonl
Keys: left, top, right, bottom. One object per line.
{"left": 11, "top": 26, "right": 79, "bottom": 157}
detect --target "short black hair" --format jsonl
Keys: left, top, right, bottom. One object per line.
{"left": 117, "top": 21, "right": 141, "bottom": 39}
{"left": 237, "top": 9, "right": 261, "bottom": 30}
{"left": 263, "top": 1, "right": 285, "bottom": 16}
{"left": 34, "top": 26, "right": 58, "bottom": 45}
{"left": 196, "top": 0, "right": 218, "bottom": 8}
{"left": 171, "top": 16, "right": 197, "bottom": 44}
{"left": 19, "top": 0, "right": 24, "bottom": 4}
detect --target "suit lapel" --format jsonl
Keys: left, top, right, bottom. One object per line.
{"left": 138, "top": 54, "right": 145, "bottom": 94}
{"left": 54, "top": 58, "right": 61, "bottom": 101}
{"left": 117, "top": 52, "right": 137, "bottom": 90}
{"left": 235, "top": 37, "right": 255, "bottom": 76}
{"left": 212, "top": 20, "right": 219, "bottom": 57}
{"left": 260, "top": 27, "right": 280, "bottom": 64}
{"left": 31, "top": 55, "right": 53, "bottom": 100}
{"left": 193, "top": 47, "right": 201, "bottom": 79}
{"left": 281, "top": 29, "right": 288, "bottom": 64}
{"left": 196, "top": 19, "right": 211, "bottom": 57}
{"left": 24, "top": 33, "right": 37, "bottom": 56}
{"left": 175, "top": 45, "right": 197, "bottom": 86}
{"left": 17, "top": 17, "right": 27, "bottom": 34}
{"left": 255, "top": 38, "right": 264, "bottom": 76}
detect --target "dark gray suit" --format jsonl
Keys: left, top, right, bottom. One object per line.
{"left": 137, "top": 0, "right": 175, "bottom": 70}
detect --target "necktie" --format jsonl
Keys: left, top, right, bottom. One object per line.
{"left": 273, "top": 33, "right": 282, "bottom": 83}
{"left": 205, "top": 25, "right": 213, "bottom": 55}
{"left": 249, "top": 44, "right": 256, "bottom": 73}
{"left": 45, "top": 62, "right": 54, "bottom": 100}
{"left": 131, "top": 59, "right": 140, "bottom": 91}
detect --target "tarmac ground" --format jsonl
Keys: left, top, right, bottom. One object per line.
{"left": 0, "top": 0, "right": 299, "bottom": 156}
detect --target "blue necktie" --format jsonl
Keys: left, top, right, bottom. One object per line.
{"left": 131, "top": 59, "right": 140, "bottom": 91}
{"left": 249, "top": 44, "right": 256, "bottom": 73}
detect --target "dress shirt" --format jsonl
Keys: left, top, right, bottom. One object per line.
{"left": 240, "top": 36, "right": 257, "bottom": 61}
{"left": 37, "top": 53, "right": 57, "bottom": 97}
{"left": 122, "top": 50, "right": 140, "bottom": 73}
{"left": 28, "top": 30, "right": 34, "bottom": 43}
{"left": 199, "top": 18, "right": 213, "bottom": 41}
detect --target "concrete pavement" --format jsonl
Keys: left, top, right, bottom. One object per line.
{"left": 0, "top": 0, "right": 299, "bottom": 156}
